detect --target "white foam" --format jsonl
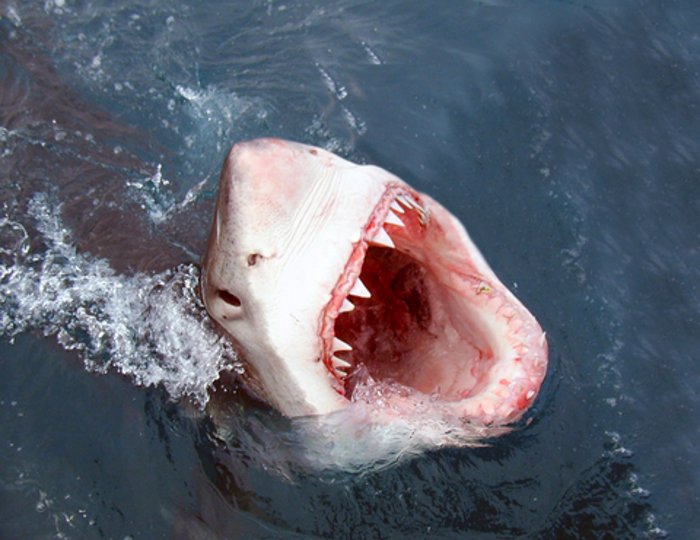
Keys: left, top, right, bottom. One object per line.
{"left": 253, "top": 367, "right": 512, "bottom": 471}
{"left": 127, "top": 164, "right": 174, "bottom": 224}
{"left": 0, "top": 193, "right": 239, "bottom": 407}
{"left": 3, "top": 3, "right": 22, "bottom": 26}
{"left": 361, "top": 41, "right": 382, "bottom": 65}
{"left": 316, "top": 63, "right": 348, "bottom": 101}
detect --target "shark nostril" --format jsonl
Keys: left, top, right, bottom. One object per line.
{"left": 217, "top": 289, "right": 241, "bottom": 307}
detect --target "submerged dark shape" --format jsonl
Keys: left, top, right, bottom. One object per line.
{"left": 202, "top": 138, "right": 547, "bottom": 428}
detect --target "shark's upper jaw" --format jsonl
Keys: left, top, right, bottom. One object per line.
{"left": 318, "top": 185, "right": 547, "bottom": 425}
{"left": 318, "top": 185, "right": 428, "bottom": 392}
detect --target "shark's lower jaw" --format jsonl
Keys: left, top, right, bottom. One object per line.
{"left": 319, "top": 187, "right": 547, "bottom": 426}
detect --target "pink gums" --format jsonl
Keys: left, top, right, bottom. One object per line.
{"left": 318, "top": 183, "right": 419, "bottom": 394}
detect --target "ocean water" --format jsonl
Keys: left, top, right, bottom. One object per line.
{"left": 0, "top": 0, "right": 698, "bottom": 538}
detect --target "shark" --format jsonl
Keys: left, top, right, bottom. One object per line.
{"left": 201, "top": 138, "right": 547, "bottom": 429}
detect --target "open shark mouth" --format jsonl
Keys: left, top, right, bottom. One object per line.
{"left": 319, "top": 186, "right": 547, "bottom": 424}
{"left": 201, "top": 138, "right": 547, "bottom": 426}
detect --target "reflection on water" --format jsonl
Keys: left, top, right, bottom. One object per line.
{"left": 1, "top": 0, "right": 698, "bottom": 537}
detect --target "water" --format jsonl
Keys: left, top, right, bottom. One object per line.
{"left": 1, "top": 0, "right": 698, "bottom": 537}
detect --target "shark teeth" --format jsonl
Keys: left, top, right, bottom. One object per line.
{"left": 349, "top": 277, "right": 371, "bottom": 298}
{"left": 384, "top": 209, "right": 405, "bottom": 227}
{"left": 370, "top": 226, "right": 395, "bottom": 248}
{"left": 332, "top": 355, "right": 352, "bottom": 378}
{"left": 339, "top": 298, "right": 355, "bottom": 313}
{"left": 329, "top": 192, "right": 424, "bottom": 381}
{"left": 332, "top": 355, "right": 351, "bottom": 369}
{"left": 390, "top": 200, "right": 405, "bottom": 214}
{"left": 333, "top": 337, "right": 352, "bottom": 352}
{"left": 369, "top": 206, "right": 406, "bottom": 248}
{"left": 397, "top": 193, "right": 428, "bottom": 224}
{"left": 397, "top": 194, "right": 417, "bottom": 209}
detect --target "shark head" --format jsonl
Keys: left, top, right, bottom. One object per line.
{"left": 202, "top": 138, "right": 547, "bottom": 426}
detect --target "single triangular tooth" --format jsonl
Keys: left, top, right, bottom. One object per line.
{"left": 333, "top": 337, "right": 352, "bottom": 352}
{"left": 390, "top": 201, "right": 405, "bottom": 214}
{"left": 332, "top": 355, "right": 352, "bottom": 369}
{"left": 384, "top": 210, "right": 405, "bottom": 227}
{"left": 339, "top": 298, "right": 355, "bottom": 313}
{"left": 334, "top": 368, "right": 347, "bottom": 378}
{"left": 398, "top": 194, "right": 416, "bottom": 208}
{"left": 370, "top": 227, "right": 395, "bottom": 248}
{"left": 349, "top": 278, "right": 371, "bottom": 298}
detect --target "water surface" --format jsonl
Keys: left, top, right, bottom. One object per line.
{"left": 1, "top": 1, "right": 698, "bottom": 538}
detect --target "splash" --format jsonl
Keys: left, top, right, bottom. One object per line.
{"left": 126, "top": 163, "right": 209, "bottom": 226}
{"left": 0, "top": 193, "right": 239, "bottom": 407}
{"left": 208, "top": 362, "right": 512, "bottom": 474}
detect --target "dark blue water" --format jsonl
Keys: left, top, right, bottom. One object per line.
{"left": 1, "top": 0, "right": 698, "bottom": 537}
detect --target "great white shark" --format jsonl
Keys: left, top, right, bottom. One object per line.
{"left": 201, "top": 138, "right": 547, "bottom": 429}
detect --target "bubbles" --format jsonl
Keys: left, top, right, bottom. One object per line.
{"left": 175, "top": 84, "right": 268, "bottom": 157}
{"left": 314, "top": 62, "right": 367, "bottom": 138}
{"left": 0, "top": 126, "right": 17, "bottom": 159}
{"left": 3, "top": 3, "right": 23, "bottom": 26}
{"left": 316, "top": 63, "right": 348, "bottom": 101}
{"left": 0, "top": 218, "right": 29, "bottom": 269}
{"left": 0, "top": 193, "right": 240, "bottom": 407}
{"left": 126, "top": 164, "right": 173, "bottom": 224}
{"left": 209, "top": 366, "right": 510, "bottom": 473}
{"left": 126, "top": 162, "right": 210, "bottom": 226}
{"left": 361, "top": 41, "right": 382, "bottom": 65}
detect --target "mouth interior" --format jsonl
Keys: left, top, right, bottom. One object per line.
{"left": 330, "top": 196, "right": 495, "bottom": 403}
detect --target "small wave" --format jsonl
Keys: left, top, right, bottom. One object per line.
{"left": 0, "top": 193, "right": 239, "bottom": 407}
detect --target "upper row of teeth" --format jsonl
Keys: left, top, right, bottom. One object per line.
{"left": 367, "top": 194, "right": 418, "bottom": 250}
{"left": 330, "top": 195, "right": 417, "bottom": 378}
